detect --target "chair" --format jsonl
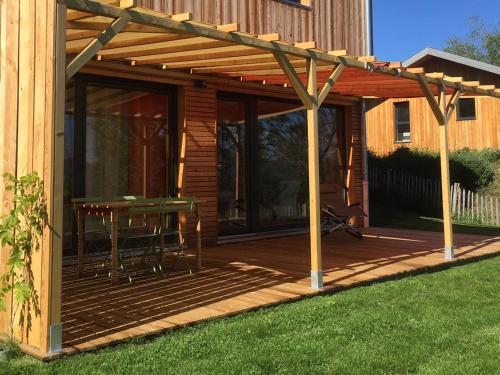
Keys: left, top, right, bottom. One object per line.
{"left": 118, "top": 198, "right": 194, "bottom": 282}
{"left": 320, "top": 191, "right": 366, "bottom": 239}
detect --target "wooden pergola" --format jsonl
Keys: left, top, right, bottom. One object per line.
{"left": 1, "top": 0, "right": 499, "bottom": 356}
{"left": 62, "top": 0, "right": 500, "bottom": 282}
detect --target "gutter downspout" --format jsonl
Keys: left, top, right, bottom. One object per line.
{"left": 364, "top": 0, "right": 373, "bottom": 56}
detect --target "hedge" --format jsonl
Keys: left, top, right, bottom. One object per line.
{"left": 368, "top": 147, "right": 496, "bottom": 191}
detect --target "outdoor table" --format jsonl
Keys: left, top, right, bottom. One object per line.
{"left": 73, "top": 198, "right": 202, "bottom": 283}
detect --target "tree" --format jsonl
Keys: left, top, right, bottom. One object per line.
{"left": 444, "top": 17, "right": 500, "bottom": 66}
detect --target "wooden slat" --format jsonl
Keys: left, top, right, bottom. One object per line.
{"left": 53, "top": 229, "right": 500, "bottom": 359}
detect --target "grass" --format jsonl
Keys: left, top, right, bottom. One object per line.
{"left": 3, "top": 255, "right": 500, "bottom": 374}
{"left": 370, "top": 201, "right": 500, "bottom": 237}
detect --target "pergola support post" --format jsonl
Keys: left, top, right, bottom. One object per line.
{"left": 306, "top": 57, "right": 323, "bottom": 289}
{"left": 419, "top": 78, "right": 461, "bottom": 260}
{"left": 273, "top": 51, "right": 345, "bottom": 289}
{"left": 48, "top": 0, "right": 68, "bottom": 353}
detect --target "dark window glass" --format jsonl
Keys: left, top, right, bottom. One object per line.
{"left": 217, "top": 100, "right": 248, "bottom": 234}
{"left": 457, "top": 98, "right": 476, "bottom": 120}
{"left": 394, "top": 102, "right": 411, "bottom": 143}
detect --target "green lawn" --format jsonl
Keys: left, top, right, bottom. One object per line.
{"left": 370, "top": 201, "right": 500, "bottom": 237}
{"left": 3, "top": 255, "right": 500, "bottom": 374}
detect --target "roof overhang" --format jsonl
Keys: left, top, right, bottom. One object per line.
{"left": 63, "top": 0, "right": 500, "bottom": 100}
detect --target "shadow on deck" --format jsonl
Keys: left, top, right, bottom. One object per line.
{"left": 60, "top": 227, "right": 500, "bottom": 356}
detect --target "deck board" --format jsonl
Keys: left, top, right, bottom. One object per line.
{"left": 59, "top": 227, "right": 500, "bottom": 356}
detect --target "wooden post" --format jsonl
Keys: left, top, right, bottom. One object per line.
{"left": 438, "top": 85, "right": 454, "bottom": 260}
{"left": 306, "top": 58, "right": 323, "bottom": 289}
{"left": 419, "top": 79, "right": 459, "bottom": 261}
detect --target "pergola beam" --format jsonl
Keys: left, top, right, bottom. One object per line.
{"left": 64, "top": 0, "right": 500, "bottom": 98}
{"left": 66, "top": 16, "right": 130, "bottom": 80}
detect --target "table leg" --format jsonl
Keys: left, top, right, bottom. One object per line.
{"left": 196, "top": 204, "right": 202, "bottom": 270}
{"left": 77, "top": 210, "right": 85, "bottom": 276}
{"left": 111, "top": 210, "right": 118, "bottom": 284}
{"left": 159, "top": 213, "right": 165, "bottom": 264}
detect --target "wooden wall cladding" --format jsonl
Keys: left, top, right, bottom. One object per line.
{"left": 178, "top": 86, "right": 218, "bottom": 245}
{"left": 0, "top": 0, "right": 60, "bottom": 353}
{"left": 419, "top": 58, "right": 500, "bottom": 87}
{"left": 345, "top": 103, "right": 364, "bottom": 225}
{"left": 136, "top": 0, "right": 368, "bottom": 55}
{"left": 366, "top": 96, "right": 500, "bottom": 155}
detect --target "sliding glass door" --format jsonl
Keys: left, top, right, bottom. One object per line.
{"left": 217, "top": 94, "right": 346, "bottom": 236}
{"left": 63, "top": 75, "right": 177, "bottom": 254}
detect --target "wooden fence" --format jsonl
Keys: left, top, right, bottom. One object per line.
{"left": 369, "top": 166, "right": 500, "bottom": 226}
{"left": 369, "top": 166, "right": 442, "bottom": 213}
{"left": 451, "top": 183, "right": 499, "bottom": 226}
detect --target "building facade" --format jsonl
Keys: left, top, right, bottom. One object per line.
{"left": 366, "top": 48, "right": 500, "bottom": 155}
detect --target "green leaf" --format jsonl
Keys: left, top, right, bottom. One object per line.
{"left": 13, "top": 282, "right": 30, "bottom": 303}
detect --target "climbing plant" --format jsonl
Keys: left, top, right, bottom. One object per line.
{"left": 0, "top": 172, "right": 48, "bottom": 338}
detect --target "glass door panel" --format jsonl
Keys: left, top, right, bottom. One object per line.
{"left": 85, "top": 86, "right": 169, "bottom": 199}
{"left": 257, "top": 101, "right": 309, "bottom": 229}
{"left": 217, "top": 99, "right": 248, "bottom": 235}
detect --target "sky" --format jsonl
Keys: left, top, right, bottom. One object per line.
{"left": 373, "top": 0, "right": 500, "bottom": 62}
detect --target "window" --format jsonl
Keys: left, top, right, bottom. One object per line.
{"left": 457, "top": 98, "right": 476, "bottom": 120}
{"left": 394, "top": 102, "right": 410, "bottom": 143}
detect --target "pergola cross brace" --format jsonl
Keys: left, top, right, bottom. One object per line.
{"left": 66, "top": 16, "right": 131, "bottom": 81}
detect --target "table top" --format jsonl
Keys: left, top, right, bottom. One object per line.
{"left": 73, "top": 197, "right": 201, "bottom": 210}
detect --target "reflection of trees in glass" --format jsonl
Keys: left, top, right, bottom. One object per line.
{"left": 86, "top": 114, "right": 130, "bottom": 198}
{"left": 217, "top": 122, "right": 246, "bottom": 219}
{"left": 258, "top": 105, "right": 339, "bottom": 212}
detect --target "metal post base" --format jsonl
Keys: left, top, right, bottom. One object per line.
{"left": 49, "top": 323, "right": 62, "bottom": 353}
{"left": 311, "top": 270, "right": 324, "bottom": 289}
{"left": 445, "top": 246, "right": 454, "bottom": 261}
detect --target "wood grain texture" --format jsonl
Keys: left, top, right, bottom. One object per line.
{"left": 136, "top": 0, "right": 368, "bottom": 55}
{"left": 0, "top": 0, "right": 61, "bottom": 353}
{"left": 179, "top": 86, "right": 218, "bottom": 245}
{"left": 52, "top": 227, "right": 500, "bottom": 358}
{"left": 366, "top": 96, "right": 500, "bottom": 155}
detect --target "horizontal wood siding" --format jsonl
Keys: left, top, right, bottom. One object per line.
{"left": 136, "top": 0, "right": 367, "bottom": 55}
{"left": 366, "top": 96, "right": 500, "bottom": 155}
{"left": 179, "top": 86, "right": 218, "bottom": 245}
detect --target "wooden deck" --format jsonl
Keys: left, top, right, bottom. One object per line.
{"left": 59, "top": 227, "right": 500, "bottom": 357}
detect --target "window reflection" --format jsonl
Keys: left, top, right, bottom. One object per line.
{"left": 257, "top": 100, "right": 344, "bottom": 229}
{"left": 217, "top": 100, "right": 247, "bottom": 234}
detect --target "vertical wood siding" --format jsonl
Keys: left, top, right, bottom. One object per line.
{"left": 136, "top": 0, "right": 368, "bottom": 55}
{"left": 366, "top": 96, "right": 500, "bottom": 155}
{"left": 0, "top": 0, "right": 59, "bottom": 353}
